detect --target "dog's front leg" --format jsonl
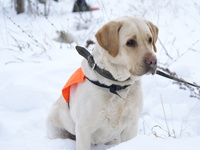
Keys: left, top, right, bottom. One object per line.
{"left": 121, "top": 123, "right": 138, "bottom": 142}
{"left": 76, "top": 126, "right": 91, "bottom": 150}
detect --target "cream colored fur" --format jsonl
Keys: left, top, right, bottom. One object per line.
{"left": 46, "top": 16, "right": 158, "bottom": 150}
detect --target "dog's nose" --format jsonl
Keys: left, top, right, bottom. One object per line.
{"left": 144, "top": 54, "right": 157, "bottom": 66}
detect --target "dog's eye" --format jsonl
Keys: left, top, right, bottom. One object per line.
{"left": 148, "top": 37, "right": 152, "bottom": 44}
{"left": 126, "top": 40, "right": 136, "bottom": 47}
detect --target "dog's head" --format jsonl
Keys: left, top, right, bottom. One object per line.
{"left": 95, "top": 17, "right": 158, "bottom": 78}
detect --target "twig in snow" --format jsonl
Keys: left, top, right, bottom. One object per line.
{"left": 158, "top": 38, "right": 173, "bottom": 60}
{"left": 157, "top": 66, "right": 200, "bottom": 100}
{"left": 168, "top": 40, "right": 200, "bottom": 66}
{"left": 6, "top": 14, "right": 47, "bottom": 53}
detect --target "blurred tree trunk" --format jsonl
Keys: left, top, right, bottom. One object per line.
{"left": 38, "top": 0, "right": 46, "bottom": 3}
{"left": 15, "top": 0, "right": 25, "bottom": 14}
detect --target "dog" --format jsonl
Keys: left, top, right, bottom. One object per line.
{"left": 46, "top": 16, "right": 158, "bottom": 150}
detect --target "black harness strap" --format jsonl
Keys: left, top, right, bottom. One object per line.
{"left": 86, "top": 77, "right": 130, "bottom": 98}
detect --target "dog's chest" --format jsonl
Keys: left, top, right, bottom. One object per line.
{"left": 102, "top": 95, "right": 134, "bottom": 128}
{"left": 91, "top": 93, "right": 139, "bottom": 145}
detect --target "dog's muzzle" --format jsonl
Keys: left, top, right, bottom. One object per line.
{"left": 144, "top": 54, "right": 157, "bottom": 75}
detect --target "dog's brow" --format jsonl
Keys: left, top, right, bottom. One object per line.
{"left": 146, "top": 33, "right": 152, "bottom": 38}
{"left": 131, "top": 35, "right": 137, "bottom": 39}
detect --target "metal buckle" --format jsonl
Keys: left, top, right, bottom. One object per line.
{"left": 88, "top": 55, "right": 96, "bottom": 70}
{"left": 92, "top": 63, "right": 96, "bottom": 70}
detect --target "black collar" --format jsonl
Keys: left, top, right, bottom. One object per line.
{"left": 75, "top": 46, "right": 129, "bottom": 82}
{"left": 75, "top": 46, "right": 131, "bottom": 97}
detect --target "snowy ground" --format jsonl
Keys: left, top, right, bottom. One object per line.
{"left": 0, "top": 0, "right": 200, "bottom": 150}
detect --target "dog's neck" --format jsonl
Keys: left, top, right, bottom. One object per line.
{"left": 76, "top": 45, "right": 132, "bottom": 82}
{"left": 92, "top": 45, "right": 132, "bottom": 82}
{"left": 77, "top": 45, "right": 141, "bottom": 86}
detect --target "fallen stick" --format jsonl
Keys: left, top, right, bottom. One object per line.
{"left": 156, "top": 70, "right": 200, "bottom": 88}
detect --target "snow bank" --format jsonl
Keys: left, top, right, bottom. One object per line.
{"left": 109, "top": 135, "right": 200, "bottom": 150}
{"left": 0, "top": 0, "right": 200, "bottom": 150}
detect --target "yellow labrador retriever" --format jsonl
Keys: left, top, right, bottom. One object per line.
{"left": 46, "top": 16, "right": 158, "bottom": 150}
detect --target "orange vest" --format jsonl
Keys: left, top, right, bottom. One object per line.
{"left": 62, "top": 68, "right": 86, "bottom": 103}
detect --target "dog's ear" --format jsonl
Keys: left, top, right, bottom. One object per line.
{"left": 95, "top": 21, "right": 123, "bottom": 57}
{"left": 146, "top": 21, "right": 159, "bottom": 52}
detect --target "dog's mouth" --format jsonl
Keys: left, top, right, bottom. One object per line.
{"left": 145, "top": 65, "right": 157, "bottom": 75}
{"left": 131, "top": 64, "right": 157, "bottom": 76}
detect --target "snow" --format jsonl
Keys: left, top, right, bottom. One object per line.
{"left": 109, "top": 135, "right": 200, "bottom": 150}
{"left": 0, "top": 0, "right": 200, "bottom": 149}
